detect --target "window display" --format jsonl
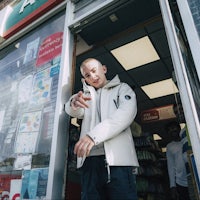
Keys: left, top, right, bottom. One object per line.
{"left": 0, "top": 12, "right": 65, "bottom": 199}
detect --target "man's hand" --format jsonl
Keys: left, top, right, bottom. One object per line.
{"left": 74, "top": 135, "right": 95, "bottom": 157}
{"left": 71, "top": 91, "right": 91, "bottom": 110}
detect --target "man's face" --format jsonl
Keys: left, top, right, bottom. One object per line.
{"left": 81, "top": 59, "right": 107, "bottom": 89}
{"left": 167, "top": 125, "right": 180, "bottom": 141}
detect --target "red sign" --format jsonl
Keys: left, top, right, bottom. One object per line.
{"left": 0, "top": 174, "right": 21, "bottom": 199}
{"left": 36, "top": 32, "right": 63, "bottom": 67}
{"left": 141, "top": 104, "right": 176, "bottom": 123}
{"left": 12, "top": 193, "right": 20, "bottom": 200}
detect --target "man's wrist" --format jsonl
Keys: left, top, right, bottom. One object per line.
{"left": 86, "top": 134, "right": 95, "bottom": 144}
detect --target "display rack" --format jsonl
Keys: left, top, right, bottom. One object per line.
{"left": 134, "top": 135, "right": 168, "bottom": 200}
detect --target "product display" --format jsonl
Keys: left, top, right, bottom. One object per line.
{"left": 135, "top": 135, "right": 167, "bottom": 200}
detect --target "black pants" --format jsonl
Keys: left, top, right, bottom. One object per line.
{"left": 177, "top": 184, "right": 190, "bottom": 200}
{"left": 80, "top": 156, "right": 138, "bottom": 200}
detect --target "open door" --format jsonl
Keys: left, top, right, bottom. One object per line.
{"left": 159, "top": 0, "right": 200, "bottom": 194}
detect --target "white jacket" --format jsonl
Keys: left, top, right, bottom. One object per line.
{"left": 65, "top": 75, "right": 139, "bottom": 168}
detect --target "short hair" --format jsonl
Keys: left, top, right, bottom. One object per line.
{"left": 80, "top": 58, "right": 102, "bottom": 69}
{"left": 80, "top": 58, "right": 103, "bottom": 76}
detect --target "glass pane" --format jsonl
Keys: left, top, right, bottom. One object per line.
{"left": 0, "top": 12, "right": 65, "bottom": 172}
{"left": 169, "top": 0, "right": 200, "bottom": 120}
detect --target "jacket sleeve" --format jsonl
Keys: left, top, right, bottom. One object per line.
{"left": 87, "top": 83, "right": 137, "bottom": 145}
{"left": 65, "top": 94, "right": 84, "bottom": 119}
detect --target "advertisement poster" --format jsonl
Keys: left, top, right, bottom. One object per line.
{"left": 36, "top": 32, "right": 63, "bottom": 67}
{"left": 9, "top": 179, "right": 22, "bottom": 200}
{"left": 141, "top": 104, "right": 176, "bottom": 123}
{"left": 23, "top": 38, "right": 40, "bottom": 64}
{"left": 30, "top": 68, "right": 52, "bottom": 106}
{"left": 21, "top": 168, "right": 49, "bottom": 200}
{"left": 0, "top": 174, "right": 21, "bottom": 199}
{"left": 14, "top": 154, "right": 32, "bottom": 170}
{"left": 14, "top": 110, "right": 42, "bottom": 153}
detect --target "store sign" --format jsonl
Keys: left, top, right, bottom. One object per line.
{"left": 2, "top": 0, "right": 64, "bottom": 39}
{"left": 36, "top": 32, "right": 63, "bottom": 67}
{"left": 141, "top": 104, "right": 176, "bottom": 123}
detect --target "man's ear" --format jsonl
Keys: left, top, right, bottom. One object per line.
{"left": 102, "top": 65, "right": 107, "bottom": 74}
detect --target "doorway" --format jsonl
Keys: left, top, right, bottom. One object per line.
{"left": 65, "top": 0, "right": 199, "bottom": 199}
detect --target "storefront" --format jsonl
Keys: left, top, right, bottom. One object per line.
{"left": 0, "top": 1, "right": 69, "bottom": 199}
{"left": 0, "top": 0, "right": 199, "bottom": 199}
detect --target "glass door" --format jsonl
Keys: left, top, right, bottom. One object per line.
{"left": 159, "top": 0, "right": 200, "bottom": 192}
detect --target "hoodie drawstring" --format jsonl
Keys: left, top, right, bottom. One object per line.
{"left": 105, "top": 158, "right": 111, "bottom": 183}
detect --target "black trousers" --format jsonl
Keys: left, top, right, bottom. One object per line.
{"left": 177, "top": 184, "right": 190, "bottom": 200}
{"left": 80, "top": 155, "right": 138, "bottom": 200}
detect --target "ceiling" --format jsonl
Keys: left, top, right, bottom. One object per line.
{"left": 73, "top": 0, "right": 180, "bottom": 147}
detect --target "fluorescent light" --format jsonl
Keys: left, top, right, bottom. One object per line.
{"left": 111, "top": 36, "right": 160, "bottom": 70}
{"left": 153, "top": 134, "right": 162, "bottom": 140}
{"left": 141, "top": 78, "right": 179, "bottom": 99}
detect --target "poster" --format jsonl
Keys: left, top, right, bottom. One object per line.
{"left": 23, "top": 38, "right": 40, "bottom": 64}
{"left": 0, "top": 174, "right": 21, "bottom": 199}
{"left": 36, "top": 32, "right": 63, "bottom": 67}
{"left": 14, "top": 154, "right": 32, "bottom": 170}
{"left": 30, "top": 68, "right": 52, "bottom": 106}
{"left": 21, "top": 168, "right": 49, "bottom": 200}
{"left": 9, "top": 179, "right": 22, "bottom": 200}
{"left": 141, "top": 104, "right": 176, "bottom": 123}
{"left": 14, "top": 110, "right": 42, "bottom": 153}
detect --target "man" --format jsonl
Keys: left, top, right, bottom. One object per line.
{"left": 65, "top": 58, "right": 139, "bottom": 200}
{"left": 165, "top": 120, "right": 190, "bottom": 200}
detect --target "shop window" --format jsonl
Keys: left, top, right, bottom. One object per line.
{"left": 0, "top": 12, "right": 65, "bottom": 199}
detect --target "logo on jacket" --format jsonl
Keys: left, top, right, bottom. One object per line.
{"left": 125, "top": 95, "right": 131, "bottom": 100}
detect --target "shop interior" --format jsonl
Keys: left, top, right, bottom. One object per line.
{"left": 66, "top": 0, "right": 198, "bottom": 199}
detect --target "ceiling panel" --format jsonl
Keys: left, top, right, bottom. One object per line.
{"left": 128, "top": 60, "right": 171, "bottom": 86}
{"left": 149, "top": 30, "right": 171, "bottom": 58}
{"left": 78, "top": 0, "right": 161, "bottom": 45}
{"left": 145, "top": 19, "right": 164, "bottom": 33}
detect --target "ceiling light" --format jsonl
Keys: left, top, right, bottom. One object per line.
{"left": 153, "top": 133, "right": 162, "bottom": 140}
{"left": 109, "top": 14, "right": 118, "bottom": 22}
{"left": 141, "top": 78, "right": 179, "bottom": 99}
{"left": 111, "top": 36, "right": 160, "bottom": 70}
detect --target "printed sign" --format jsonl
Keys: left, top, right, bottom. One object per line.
{"left": 36, "top": 32, "right": 63, "bottom": 67}
{"left": 141, "top": 104, "right": 176, "bottom": 123}
{"left": 3, "top": 0, "right": 64, "bottom": 38}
